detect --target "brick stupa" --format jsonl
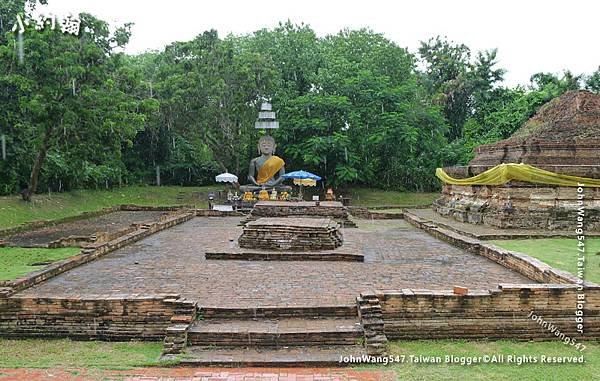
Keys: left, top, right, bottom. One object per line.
{"left": 434, "top": 90, "right": 600, "bottom": 230}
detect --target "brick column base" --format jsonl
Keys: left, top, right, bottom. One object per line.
{"left": 357, "top": 292, "right": 388, "bottom": 356}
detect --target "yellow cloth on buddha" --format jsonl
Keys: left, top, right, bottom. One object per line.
{"left": 436, "top": 163, "right": 600, "bottom": 187}
{"left": 256, "top": 156, "right": 285, "bottom": 184}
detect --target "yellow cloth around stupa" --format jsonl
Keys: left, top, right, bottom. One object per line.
{"left": 256, "top": 156, "right": 285, "bottom": 184}
{"left": 436, "top": 163, "right": 600, "bottom": 187}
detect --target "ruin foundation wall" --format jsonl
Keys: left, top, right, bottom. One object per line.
{"left": 434, "top": 183, "right": 600, "bottom": 230}
{"left": 0, "top": 294, "right": 196, "bottom": 340}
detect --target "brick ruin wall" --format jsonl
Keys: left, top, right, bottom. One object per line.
{"left": 250, "top": 203, "right": 349, "bottom": 219}
{"left": 434, "top": 183, "right": 600, "bottom": 230}
{"left": 469, "top": 142, "right": 600, "bottom": 167}
{"left": 0, "top": 294, "right": 196, "bottom": 340}
{"left": 375, "top": 285, "right": 600, "bottom": 340}
{"left": 350, "top": 210, "right": 598, "bottom": 350}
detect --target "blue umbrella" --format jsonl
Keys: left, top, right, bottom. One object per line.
{"left": 282, "top": 170, "right": 321, "bottom": 180}
{"left": 282, "top": 170, "right": 321, "bottom": 200}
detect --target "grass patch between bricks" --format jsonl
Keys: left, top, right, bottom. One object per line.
{"left": 0, "top": 247, "right": 81, "bottom": 281}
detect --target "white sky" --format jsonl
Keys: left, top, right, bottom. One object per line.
{"left": 36, "top": 0, "right": 600, "bottom": 87}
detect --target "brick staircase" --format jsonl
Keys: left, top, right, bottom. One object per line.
{"left": 176, "top": 305, "right": 366, "bottom": 367}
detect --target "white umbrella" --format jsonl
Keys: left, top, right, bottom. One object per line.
{"left": 215, "top": 172, "right": 238, "bottom": 183}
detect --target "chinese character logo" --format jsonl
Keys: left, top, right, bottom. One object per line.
{"left": 12, "top": 12, "right": 81, "bottom": 36}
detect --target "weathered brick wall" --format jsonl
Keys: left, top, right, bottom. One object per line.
{"left": 348, "top": 207, "right": 404, "bottom": 219}
{"left": 195, "top": 209, "right": 244, "bottom": 217}
{"left": 0, "top": 294, "right": 196, "bottom": 340}
{"left": 379, "top": 285, "right": 600, "bottom": 340}
{"left": 434, "top": 183, "right": 600, "bottom": 230}
{"left": 250, "top": 201, "right": 349, "bottom": 219}
{"left": 357, "top": 292, "right": 387, "bottom": 356}
{"left": 469, "top": 142, "right": 600, "bottom": 167}
{"left": 244, "top": 201, "right": 357, "bottom": 227}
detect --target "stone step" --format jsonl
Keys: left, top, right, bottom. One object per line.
{"left": 200, "top": 305, "right": 358, "bottom": 319}
{"left": 175, "top": 345, "right": 367, "bottom": 367}
{"left": 187, "top": 318, "right": 363, "bottom": 347}
{"left": 205, "top": 251, "right": 363, "bottom": 261}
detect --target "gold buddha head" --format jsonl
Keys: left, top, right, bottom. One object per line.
{"left": 258, "top": 135, "right": 276, "bottom": 155}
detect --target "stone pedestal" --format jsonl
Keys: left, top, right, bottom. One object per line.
{"left": 238, "top": 217, "right": 343, "bottom": 251}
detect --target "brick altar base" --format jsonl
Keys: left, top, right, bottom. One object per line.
{"left": 238, "top": 217, "right": 343, "bottom": 251}
{"left": 434, "top": 183, "right": 600, "bottom": 230}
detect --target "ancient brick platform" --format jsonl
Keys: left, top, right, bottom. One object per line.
{"left": 245, "top": 201, "right": 356, "bottom": 227}
{"left": 238, "top": 217, "right": 343, "bottom": 251}
{"left": 15, "top": 217, "right": 531, "bottom": 308}
{"left": 2, "top": 214, "right": 599, "bottom": 361}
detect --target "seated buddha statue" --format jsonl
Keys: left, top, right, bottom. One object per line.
{"left": 240, "top": 135, "right": 292, "bottom": 193}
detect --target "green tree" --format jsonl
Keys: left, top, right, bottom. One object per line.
{"left": 0, "top": 13, "right": 149, "bottom": 200}
{"left": 455, "top": 71, "right": 581, "bottom": 164}
{"left": 129, "top": 30, "right": 278, "bottom": 183}
{"left": 585, "top": 67, "right": 600, "bottom": 93}
{"left": 270, "top": 28, "right": 449, "bottom": 190}
{"left": 418, "top": 36, "right": 504, "bottom": 141}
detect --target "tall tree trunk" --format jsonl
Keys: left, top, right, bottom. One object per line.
{"left": 22, "top": 126, "right": 54, "bottom": 202}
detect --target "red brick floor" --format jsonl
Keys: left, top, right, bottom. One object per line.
{"left": 18, "top": 218, "right": 533, "bottom": 307}
{"left": 0, "top": 367, "right": 394, "bottom": 381}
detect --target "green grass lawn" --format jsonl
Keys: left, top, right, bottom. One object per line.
{"left": 343, "top": 187, "right": 438, "bottom": 207}
{"left": 1, "top": 338, "right": 597, "bottom": 380}
{"left": 0, "top": 247, "right": 81, "bottom": 281}
{"left": 492, "top": 238, "right": 600, "bottom": 284}
{"left": 0, "top": 185, "right": 220, "bottom": 229}
{"left": 0, "top": 338, "right": 166, "bottom": 369}
{"left": 0, "top": 185, "right": 435, "bottom": 229}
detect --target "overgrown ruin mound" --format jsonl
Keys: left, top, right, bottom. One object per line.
{"left": 504, "top": 90, "right": 600, "bottom": 144}
{"left": 470, "top": 90, "right": 600, "bottom": 166}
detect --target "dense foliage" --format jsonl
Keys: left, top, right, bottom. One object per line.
{"left": 0, "top": 2, "right": 599, "bottom": 197}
